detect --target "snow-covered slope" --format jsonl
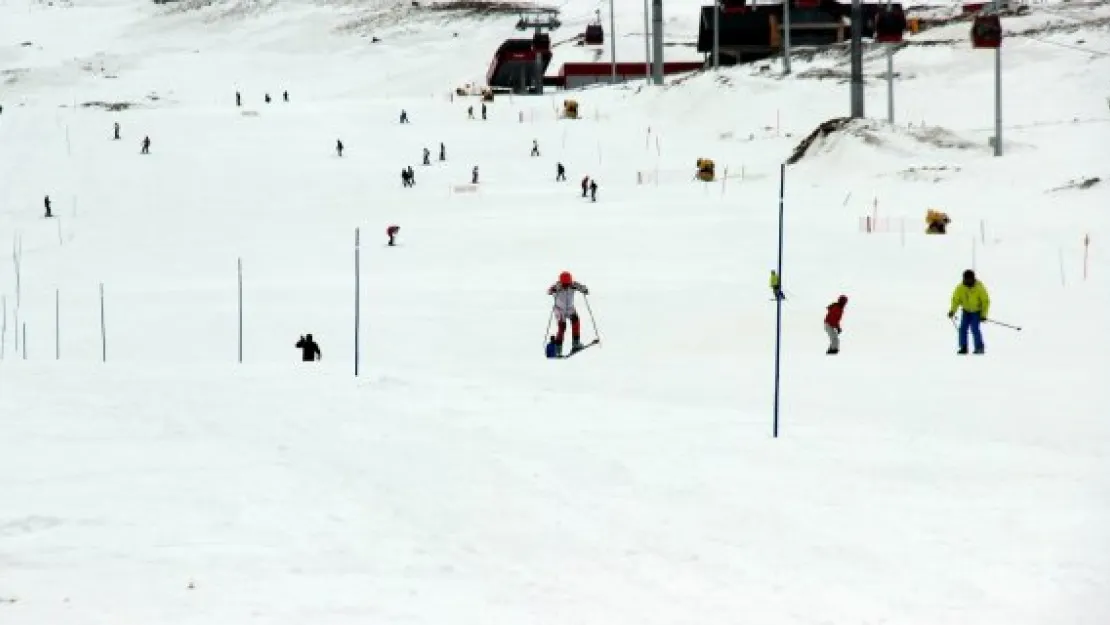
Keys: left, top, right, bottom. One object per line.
{"left": 1, "top": 0, "right": 1109, "bottom": 623}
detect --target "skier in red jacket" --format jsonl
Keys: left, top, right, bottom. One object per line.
{"left": 824, "top": 295, "right": 848, "bottom": 354}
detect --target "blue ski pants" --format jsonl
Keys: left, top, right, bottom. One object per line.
{"left": 959, "top": 311, "right": 985, "bottom": 352}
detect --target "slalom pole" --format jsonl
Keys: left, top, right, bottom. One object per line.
{"left": 582, "top": 293, "right": 602, "bottom": 343}
{"left": 985, "top": 319, "right": 1022, "bottom": 331}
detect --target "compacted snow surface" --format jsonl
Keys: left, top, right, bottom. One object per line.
{"left": 1, "top": 0, "right": 1109, "bottom": 623}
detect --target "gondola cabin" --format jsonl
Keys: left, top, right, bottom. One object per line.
{"left": 874, "top": 6, "right": 907, "bottom": 43}
{"left": 971, "top": 13, "right": 1002, "bottom": 48}
{"left": 584, "top": 23, "right": 604, "bottom": 45}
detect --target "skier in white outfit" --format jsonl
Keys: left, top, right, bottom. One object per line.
{"left": 547, "top": 271, "right": 589, "bottom": 352}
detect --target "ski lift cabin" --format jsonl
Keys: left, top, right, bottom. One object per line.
{"left": 971, "top": 13, "right": 1002, "bottom": 49}
{"left": 584, "top": 23, "right": 604, "bottom": 45}
{"left": 873, "top": 6, "right": 907, "bottom": 43}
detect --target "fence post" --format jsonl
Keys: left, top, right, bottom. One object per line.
{"left": 55, "top": 288, "right": 60, "bottom": 360}
{"left": 1084, "top": 234, "right": 1090, "bottom": 281}
{"left": 237, "top": 257, "right": 243, "bottom": 363}
{"left": 354, "top": 228, "right": 361, "bottom": 377}
{"left": 22, "top": 323, "right": 27, "bottom": 360}
{"left": 99, "top": 283, "right": 106, "bottom": 362}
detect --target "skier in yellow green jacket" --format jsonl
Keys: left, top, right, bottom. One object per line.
{"left": 770, "top": 270, "right": 785, "bottom": 301}
{"left": 948, "top": 269, "right": 990, "bottom": 354}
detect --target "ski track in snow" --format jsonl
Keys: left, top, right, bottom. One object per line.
{"left": 1, "top": 0, "right": 1109, "bottom": 623}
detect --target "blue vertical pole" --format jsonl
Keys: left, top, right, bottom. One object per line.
{"left": 773, "top": 163, "right": 785, "bottom": 438}
{"left": 354, "top": 228, "right": 361, "bottom": 377}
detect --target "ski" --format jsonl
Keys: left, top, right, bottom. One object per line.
{"left": 559, "top": 339, "right": 600, "bottom": 359}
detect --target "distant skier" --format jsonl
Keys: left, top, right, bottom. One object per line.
{"left": 471, "top": 166, "right": 479, "bottom": 184}
{"left": 141, "top": 135, "right": 151, "bottom": 155}
{"left": 283, "top": 90, "right": 289, "bottom": 102}
{"left": 423, "top": 147, "right": 431, "bottom": 166}
{"left": 556, "top": 162, "right": 566, "bottom": 181}
{"left": 113, "top": 122, "right": 120, "bottom": 140}
{"left": 295, "top": 334, "right": 321, "bottom": 362}
{"left": 264, "top": 93, "right": 272, "bottom": 104}
{"left": 439, "top": 142, "right": 446, "bottom": 161}
{"left": 545, "top": 335, "right": 560, "bottom": 359}
{"left": 823, "top": 295, "right": 848, "bottom": 355}
{"left": 468, "top": 105, "right": 474, "bottom": 120}
{"left": 336, "top": 139, "right": 344, "bottom": 157}
{"left": 401, "top": 168, "right": 411, "bottom": 187}
{"left": 481, "top": 102, "right": 487, "bottom": 120}
{"left": 235, "top": 91, "right": 241, "bottom": 107}
{"left": 770, "top": 270, "right": 785, "bottom": 301}
{"left": 581, "top": 175, "right": 589, "bottom": 197}
{"left": 531, "top": 139, "right": 540, "bottom": 157}
{"left": 547, "top": 271, "right": 590, "bottom": 353}
{"left": 948, "top": 269, "right": 990, "bottom": 354}
{"left": 386, "top": 224, "right": 400, "bottom": 246}
{"left": 406, "top": 165, "right": 415, "bottom": 186}
{"left": 589, "top": 179, "right": 598, "bottom": 202}
{"left": 43, "top": 195, "right": 52, "bottom": 218}
{"left": 400, "top": 109, "right": 409, "bottom": 123}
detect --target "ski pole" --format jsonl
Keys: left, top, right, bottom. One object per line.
{"left": 583, "top": 294, "right": 602, "bottom": 343}
{"left": 543, "top": 299, "right": 556, "bottom": 347}
{"left": 986, "top": 319, "right": 1022, "bottom": 331}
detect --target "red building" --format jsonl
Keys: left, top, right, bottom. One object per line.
{"left": 554, "top": 62, "right": 705, "bottom": 89}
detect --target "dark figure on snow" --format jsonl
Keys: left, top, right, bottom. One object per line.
{"left": 295, "top": 334, "right": 321, "bottom": 362}
{"left": 113, "top": 122, "right": 120, "bottom": 140}
{"left": 481, "top": 103, "right": 487, "bottom": 120}
{"left": 400, "top": 110, "right": 409, "bottom": 124}
{"left": 556, "top": 162, "right": 566, "bottom": 181}
{"left": 531, "top": 139, "right": 539, "bottom": 157}
{"left": 547, "top": 271, "right": 590, "bottom": 353}
{"left": 264, "top": 93, "right": 272, "bottom": 104}
{"left": 824, "top": 295, "right": 848, "bottom": 354}
{"left": 439, "top": 142, "right": 446, "bottom": 161}
{"left": 283, "top": 90, "right": 289, "bottom": 102}
{"left": 949, "top": 269, "right": 990, "bottom": 355}
{"left": 401, "top": 168, "right": 410, "bottom": 187}
{"left": 336, "top": 139, "right": 344, "bottom": 157}
{"left": 386, "top": 225, "right": 400, "bottom": 246}
{"left": 581, "top": 176, "right": 589, "bottom": 197}
{"left": 589, "top": 179, "right": 597, "bottom": 202}
{"left": 468, "top": 105, "right": 474, "bottom": 119}
{"left": 44, "top": 195, "right": 52, "bottom": 218}
{"left": 423, "top": 147, "right": 430, "bottom": 166}
{"left": 235, "top": 91, "right": 241, "bottom": 107}
{"left": 141, "top": 136, "right": 151, "bottom": 155}
{"left": 406, "top": 166, "right": 415, "bottom": 185}
{"left": 471, "top": 166, "right": 479, "bottom": 184}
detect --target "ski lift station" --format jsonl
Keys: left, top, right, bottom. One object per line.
{"left": 483, "top": 1, "right": 922, "bottom": 92}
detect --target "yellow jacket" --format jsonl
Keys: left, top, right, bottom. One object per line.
{"left": 769, "top": 271, "right": 780, "bottom": 288}
{"left": 950, "top": 281, "right": 990, "bottom": 317}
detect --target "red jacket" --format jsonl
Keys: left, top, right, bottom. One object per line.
{"left": 824, "top": 302, "right": 845, "bottom": 329}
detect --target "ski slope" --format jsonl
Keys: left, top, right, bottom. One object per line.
{"left": 1, "top": 0, "right": 1109, "bottom": 623}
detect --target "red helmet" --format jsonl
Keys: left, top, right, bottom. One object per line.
{"left": 559, "top": 271, "right": 573, "bottom": 285}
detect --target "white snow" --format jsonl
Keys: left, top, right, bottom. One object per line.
{"left": 1, "top": 0, "right": 1109, "bottom": 623}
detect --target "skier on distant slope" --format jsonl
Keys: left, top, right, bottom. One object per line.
{"left": 547, "top": 271, "right": 590, "bottom": 354}
{"left": 823, "top": 295, "right": 848, "bottom": 355}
